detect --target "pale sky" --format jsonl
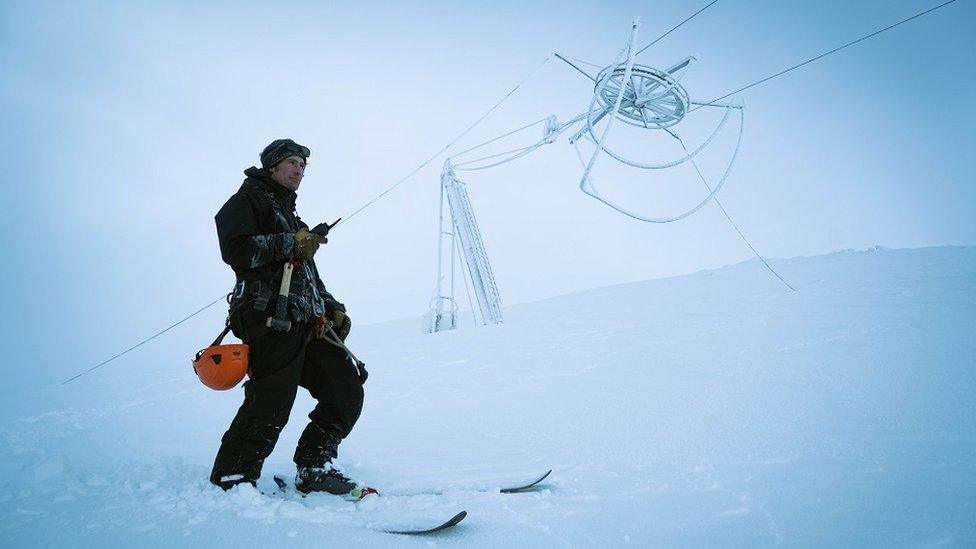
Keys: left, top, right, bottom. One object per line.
{"left": 1, "top": 0, "right": 973, "bottom": 390}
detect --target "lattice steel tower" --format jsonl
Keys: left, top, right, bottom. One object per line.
{"left": 426, "top": 161, "right": 503, "bottom": 333}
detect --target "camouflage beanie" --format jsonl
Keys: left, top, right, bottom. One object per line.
{"left": 260, "top": 139, "right": 310, "bottom": 169}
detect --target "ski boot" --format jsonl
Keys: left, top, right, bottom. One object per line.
{"left": 295, "top": 466, "right": 378, "bottom": 501}
{"left": 211, "top": 470, "right": 258, "bottom": 491}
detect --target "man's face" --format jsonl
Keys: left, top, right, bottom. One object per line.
{"left": 270, "top": 155, "right": 306, "bottom": 191}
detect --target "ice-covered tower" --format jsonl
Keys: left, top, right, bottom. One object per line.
{"left": 426, "top": 161, "right": 503, "bottom": 333}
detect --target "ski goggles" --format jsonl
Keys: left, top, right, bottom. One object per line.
{"left": 261, "top": 138, "right": 312, "bottom": 169}
{"left": 275, "top": 141, "right": 310, "bottom": 159}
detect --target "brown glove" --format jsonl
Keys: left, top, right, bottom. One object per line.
{"left": 294, "top": 227, "right": 327, "bottom": 260}
{"left": 330, "top": 310, "right": 351, "bottom": 341}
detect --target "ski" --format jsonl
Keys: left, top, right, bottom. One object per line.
{"left": 383, "top": 511, "right": 467, "bottom": 535}
{"left": 390, "top": 469, "right": 553, "bottom": 496}
{"left": 500, "top": 469, "right": 552, "bottom": 493}
{"left": 269, "top": 475, "right": 467, "bottom": 535}
{"left": 272, "top": 474, "right": 293, "bottom": 494}
{"left": 272, "top": 469, "right": 552, "bottom": 498}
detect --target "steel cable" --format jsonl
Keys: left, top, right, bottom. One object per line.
{"left": 62, "top": 293, "right": 228, "bottom": 385}
{"left": 333, "top": 56, "right": 552, "bottom": 230}
{"left": 634, "top": 0, "right": 721, "bottom": 57}
{"left": 691, "top": 0, "right": 960, "bottom": 111}
{"left": 63, "top": 56, "right": 552, "bottom": 386}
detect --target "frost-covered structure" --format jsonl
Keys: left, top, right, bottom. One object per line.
{"left": 426, "top": 18, "right": 746, "bottom": 332}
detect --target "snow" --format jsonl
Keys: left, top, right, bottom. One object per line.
{"left": 1, "top": 245, "right": 974, "bottom": 547}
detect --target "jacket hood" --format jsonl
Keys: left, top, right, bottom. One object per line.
{"left": 243, "top": 166, "right": 297, "bottom": 205}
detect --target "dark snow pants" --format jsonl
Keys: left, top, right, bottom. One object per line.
{"left": 209, "top": 320, "right": 364, "bottom": 488}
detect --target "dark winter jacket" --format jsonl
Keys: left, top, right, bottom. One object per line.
{"left": 215, "top": 167, "right": 344, "bottom": 335}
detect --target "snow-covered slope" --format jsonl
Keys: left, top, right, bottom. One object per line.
{"left": 2, "top": 246, "right": 974, "bottom": 547}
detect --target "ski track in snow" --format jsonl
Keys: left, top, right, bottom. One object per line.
{"left": 1, "top": 246, "right": 974, "bottom": 547}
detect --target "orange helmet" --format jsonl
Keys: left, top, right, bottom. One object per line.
{"left": 193, "top": 343, "right": 250, "bottom": 390}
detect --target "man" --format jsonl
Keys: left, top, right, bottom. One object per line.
{"left": 210, "top": 138, "right": 369, "bottom": 497}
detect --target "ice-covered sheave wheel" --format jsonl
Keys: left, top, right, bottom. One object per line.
{"left": 593, "top": 64, "right": 689, "bottom": 129}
